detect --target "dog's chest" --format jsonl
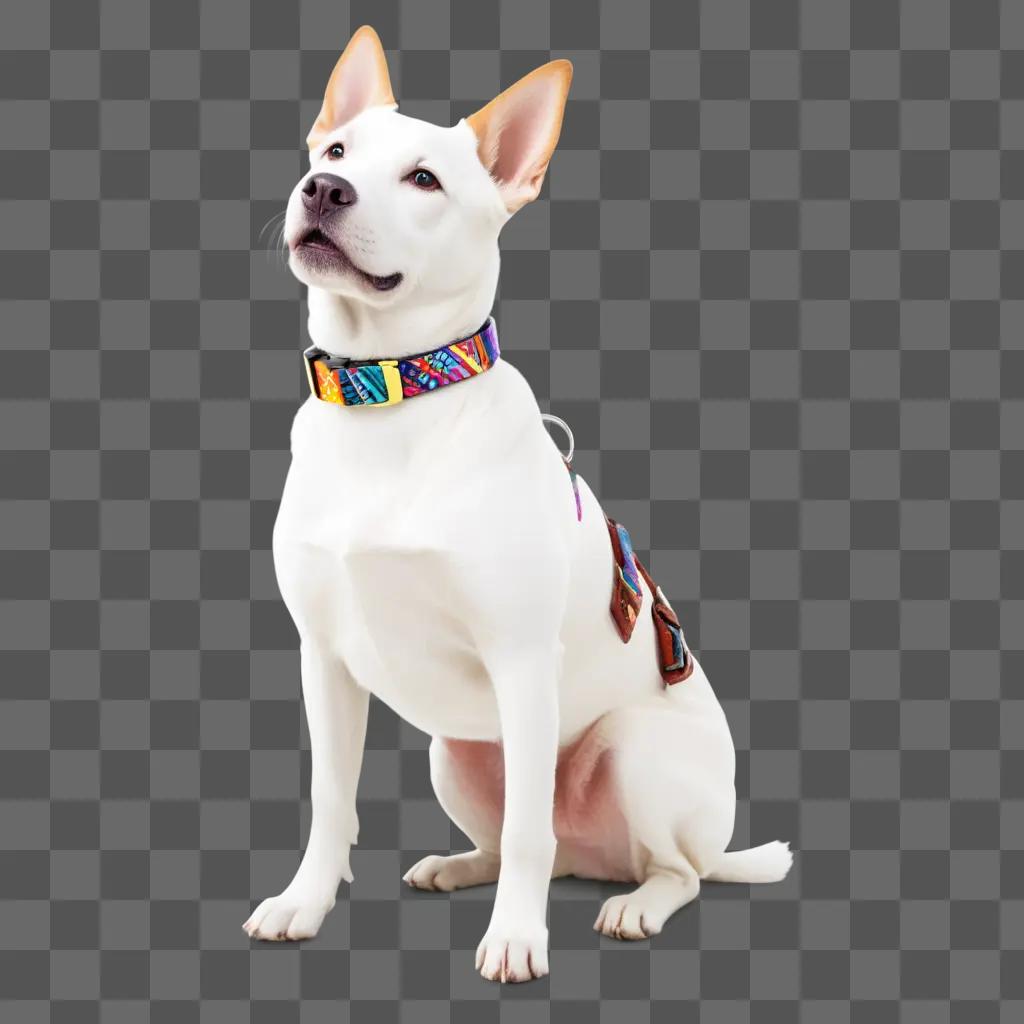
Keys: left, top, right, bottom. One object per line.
{"left": 273, "top": 397, "right": 503, "bottom": 737}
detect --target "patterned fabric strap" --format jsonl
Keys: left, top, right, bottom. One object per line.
{"left": 564, "top": 458, "right": 582, "bottom": 522}
{"left": 303, "top": 317, "right": 500, "bottom": 408}
{"left": 607, "top": 516, "right": 643, "bottom": 638}
{"left": 605, "top": 513, "right": 694, "bottom": 687}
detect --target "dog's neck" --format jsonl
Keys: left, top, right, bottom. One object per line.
{"left": 304, "top": 260, "right": 501, "bottom": 361}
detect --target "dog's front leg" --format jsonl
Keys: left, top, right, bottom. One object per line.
{"left": 475, "top": 647, "right": 560, "bottom": 982}
{"left": 244, "top": 642, "right": 369, "bottom": 941}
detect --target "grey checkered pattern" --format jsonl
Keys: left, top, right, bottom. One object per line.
{"left": 1, "top": 0, "right": 1020, "bottom": 1019}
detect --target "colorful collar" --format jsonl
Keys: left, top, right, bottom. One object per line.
{"left": 303, "top": 317, "right": 500, "bottom": 408}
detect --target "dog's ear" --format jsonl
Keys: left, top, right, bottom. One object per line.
{"left": 466, "top": 60, "right": 573, "bottom": 214}
{"left": 307, "top": 25, "right": 396, "bottom": 152}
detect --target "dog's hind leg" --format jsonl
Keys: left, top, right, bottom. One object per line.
{"left": 594, "top": 864, "right": 701, "bottom": 940}
{"left": 403, "top": 736, "right": 504, "bottom": 891}
{"left": 586, "top": 696, "right": 738, "bottom": 940}
{"left": 403, "top": 735, "right": 606, "bottom": 891}
{"left": 404, "top": 848, "right": 502, "bottom": 891}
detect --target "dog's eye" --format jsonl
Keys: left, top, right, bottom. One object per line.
{"left": 409, "top": 169, "right": 441, "bottom": 191}
{"left": 327, "top": 143, "right": 344, "bottom": 160}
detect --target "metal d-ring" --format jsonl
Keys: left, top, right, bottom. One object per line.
{"left": 541, "top": 412, "right": 575, "bottom": 464}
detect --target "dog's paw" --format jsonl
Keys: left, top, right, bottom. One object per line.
{"left": 403, "top": 850, "right": 500, "bottom": 892}
{"left": 243, "top": 890, "right": 335, "bottom": 942}
{"left": 594, "top": 893, "right": 662, "bottom": 941}
{"left": 475, "top": 923, "right": 549, "bottom": 983}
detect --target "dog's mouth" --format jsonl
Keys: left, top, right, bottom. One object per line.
{"left": 294, "top": 228, "right": 403, "bottom": 293}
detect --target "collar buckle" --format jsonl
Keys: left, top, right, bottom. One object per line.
{"left": 303, "top": 347, "right": 403, "bottom": 407}
{"left": 302, "top": 344, "right": 321, "bottom": 398}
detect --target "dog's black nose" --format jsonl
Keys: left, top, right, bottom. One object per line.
{"left": 302, "top": 173, "right": 358, "bottom": 212}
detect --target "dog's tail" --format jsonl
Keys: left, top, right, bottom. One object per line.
{"left": 703, "top": 841, "right": 793, "bottom": 884}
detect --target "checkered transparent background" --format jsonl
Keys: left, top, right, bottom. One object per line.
{"left": 1, "top": 0, "right": 1021, "bottom": 1020}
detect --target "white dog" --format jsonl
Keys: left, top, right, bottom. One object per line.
{"left": 242, "top": 26, "right": 792, "bottom": 983}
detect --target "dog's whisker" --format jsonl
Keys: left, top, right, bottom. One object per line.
{"left": 262, "top": 216, "right": 290, "bottom": 266}
{"left": 258, "top": 210, "right": 287, "bottom": 244}
{"left": 275, "top": 225, "right": 290, "bottom": 266}
{"left": 259, "top": 214, "right": 291, "bottom": 267}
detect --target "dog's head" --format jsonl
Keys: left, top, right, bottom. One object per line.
{"left": 284, "top": 26, "right": 572, "bottom": 310}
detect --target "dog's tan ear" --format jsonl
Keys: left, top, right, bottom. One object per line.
{"left": 466, "top": 60, "right": 573, "bottom": 213}
{"left": 307, "top": 25, "right": 396, "bottom": 152}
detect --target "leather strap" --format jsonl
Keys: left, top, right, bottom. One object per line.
{"left": 605, "top": 514, "right": 694, "bottom": 686}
